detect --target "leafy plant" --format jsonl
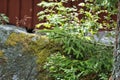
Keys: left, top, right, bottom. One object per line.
{"left": 0, "top": 13, "right": 9, "bottom": 24}
{"left": 44, "top": 45, "right": 113, "bottom": 80}
{"left": 37, "top": 0, "right": 114, "bottom": 80}
{"left": 43, "top": 27, "right": 113, "bottom": 80}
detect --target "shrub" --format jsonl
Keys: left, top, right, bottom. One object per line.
{"left": 37, "top": 0, "right": 114, "bottom": 80}
{"left": 44, "top": 39, "right": 113, "bottom": 80}
{"left": 43, "top": 27, "right": 113, "bottom": 80}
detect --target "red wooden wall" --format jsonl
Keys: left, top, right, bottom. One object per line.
{"left": 0, "top": 0, "right": 43, "bottom": 29}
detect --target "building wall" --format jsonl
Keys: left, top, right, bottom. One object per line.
{"left": 0, "top": 0, "right": 43, "bottom": 29}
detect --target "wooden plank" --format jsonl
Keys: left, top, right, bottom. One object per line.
{"left": 21, "top": 0, "right": 32, "bottom": 28}
{"left": 33, "top": 0, "right": 42, "bottom": 29}
{"left": 8, "top": 0, "right": 20, "bottom": 24}
{"left": 0, "top": 0, "right": 7, "bottom": 15}
{"left": 63, "top": 1, "right": 72, "bottom": 7}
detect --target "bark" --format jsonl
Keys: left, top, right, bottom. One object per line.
{"left": 112, "top": 0, "right": 120, "bottom": 80}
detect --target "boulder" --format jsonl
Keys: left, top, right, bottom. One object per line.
{"left": 0, "top": 25, "right": 51, "bottom": 80}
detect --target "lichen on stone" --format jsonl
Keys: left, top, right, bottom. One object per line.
{"left": 5, "top": 33, "right": 27, "bottom": 46}
{"left": 0, "top": 50, "right": 3, "bottom": 57}
{"left": 0, "top": 50, "right": 7, "bottom": 64}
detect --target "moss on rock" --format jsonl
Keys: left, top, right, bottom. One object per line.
{"left": 0, "top": 50, "right": 4, "bottom": 57}
{"left": 4, "top": 32, "right": 62, "bottom": 79}
{"left": 0, "top": 50, "right": 7, "bottom": 64}
{"left": 5, "top": 33, "right": 27, "bottom": 46}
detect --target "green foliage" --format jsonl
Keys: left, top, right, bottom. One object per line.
{"left": 45, "top": 46, "right": 113, "bottom": 80}
{"left": 43, "top": 28, "right": 113, "bottom": 80}
{"left": 0, "top": 13, "right": 9, "bottom": 24}
{"left": 79, "top": 0, "right": 116, "bottom": 31}
{"left": 95, "top": 0, "right": 117, "bottom": 12}
{"left": 37, "top": 0, "right": 114, "bottom": 80}
{"left": 37, "top": 0, "right": 116, "bottom": 34}
{"left": 37, "top": 1, "right": 80, "bottom": 31}
{"left": 37, "top": 1, "right": 94, "bottom": 36}
{"left": 38, "top": 25, "right": 113, "bottom": 80}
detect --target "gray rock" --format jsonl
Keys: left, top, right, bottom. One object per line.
{"left": 0, "top": 25, "right": 38, "bottom": 80}
{"left": 0, "top": 25, "right": 26, "bottom": 43}
{"left": 93, "top": 31, "right": 115, "bottom": 45}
